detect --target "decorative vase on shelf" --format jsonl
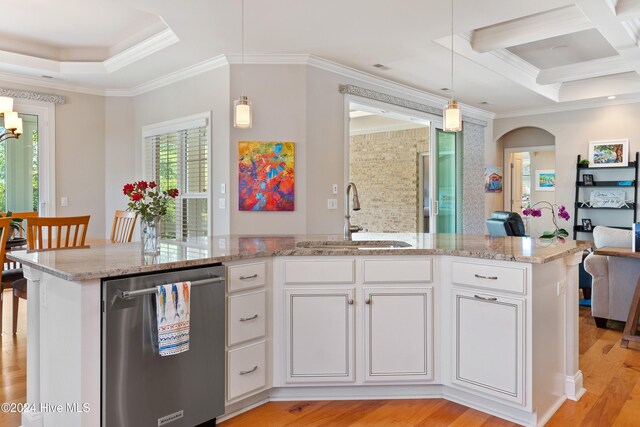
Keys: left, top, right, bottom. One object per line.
{"left": 140, "top": 217, "right": 161, "bottom": 255}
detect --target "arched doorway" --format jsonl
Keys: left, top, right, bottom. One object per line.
{"left": 496, "top": 127, "right": 556, "bottom": 237}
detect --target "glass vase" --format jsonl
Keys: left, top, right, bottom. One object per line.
{"left": 140, "top": 217, "right": 161, "bottom": 255}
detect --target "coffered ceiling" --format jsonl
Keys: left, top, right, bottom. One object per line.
{"left": 4, "top": 0, "right": 640, "bottom": 116}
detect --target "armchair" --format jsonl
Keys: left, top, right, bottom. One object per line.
{"left": 584, "top": 226, "right": 640, "bottom": 328}
{"left": 486, "top": 211, "right": 527, "bottom": 237}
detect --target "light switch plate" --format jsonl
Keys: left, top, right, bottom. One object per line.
{"left": 218, "top": 198, "right": 226, "bottom": 209}
{"left": 221, "top": 183, "right": 226, "bottom": 194}
{"left": 332, "top": 184, "right": 338, "bottom": 194}
{"left": 328, "top": 199, "right": 338, "bottom": 209}
{"left": 61, "top": 196, "right": 68, "bottom": 207}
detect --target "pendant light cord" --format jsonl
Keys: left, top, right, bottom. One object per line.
{"left": 450, "top": 0, "right": 454, "bottom": 101}
{"left": 241, "top": 0, "right": 245, "bottom": 66}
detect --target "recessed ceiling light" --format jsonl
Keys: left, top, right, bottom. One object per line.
{"left": 41, "top": 75, "right": 53, "bottom": 79}
{"left": 551, "top": 45, "right": 568, "bottom": 51}
{"left": 373, "top": 63, "right": 390, "bottom": 70}
{"left": 608, "top": 95, "right": 616, "bottom": 100}
{"left": 441, "top": 88, "right": 450, "bottom": 91}
{"left": 479, "top": 101, "right": 492, "bottom": 105}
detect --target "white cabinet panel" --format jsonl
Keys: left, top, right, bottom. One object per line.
{"left": 227, "top": 290, "right": 266, "bottom": 347}
{"left": 284, "top": 260, "right": 355, "bottom": 284}
{"left": 364, "top": 287, "right": 433, "bottom": 382}
{"left": 453, "top": 289, "right": 525, "bottom": 405}
{"left": 285, "top": 288, "right": 355, "bottom": 383}
{"left": 363, "top": 258, "right": 432, "bottom": 283}
{"left": 227, "top": 341, "right": 266, "bottom": 401}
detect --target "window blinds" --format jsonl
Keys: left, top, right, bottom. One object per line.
{"left": 144, "top": 125, "right": 208, "bottom": 242}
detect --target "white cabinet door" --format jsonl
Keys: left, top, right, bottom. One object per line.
{"left": 363, "top": 287, "right": 433, "bottom": 382}
{"left": 285, "top": 288, "right": 355, "bottom": 383}
{"left": 452, "top": 289, "right": 525, "bottom": 405}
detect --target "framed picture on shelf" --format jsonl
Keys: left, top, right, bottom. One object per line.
{"left": 583, "top": 174, "right": 594, "bottom": 186}
{"left": 588, "top": 139, "right": 629, "bottom": 168}
{"left": 535, "top": 169, "right": 555, "bottom": 191}
{"left": 582, "top": 218, "right": 593, "bottom": 231}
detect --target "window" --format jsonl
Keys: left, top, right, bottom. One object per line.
{"left": 0, "top": 113, "right": 39, "bottom": 213}
{"left": 143, "top": 113, "right": 210, "bottom": 242}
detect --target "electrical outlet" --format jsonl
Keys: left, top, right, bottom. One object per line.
{"left": 218, "top": 198, "right": 226, "bottom": 209}
{"left": 328, "top": 199, "right": 338, "bottom": 209}
{"left": 220, "top": 183, "right": 226, "bottom": 194}
{"left": 557, "top": 280, "right": 566, "bottom": 296}
{"left": 332, "top": 184, "right": 338, "bottom": 194}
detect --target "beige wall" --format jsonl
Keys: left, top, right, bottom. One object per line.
{"left": 494, "top": 103, "right": 640, "bottom": 239}
{"left": 349, "top": 127, "right": 428, "bottom": 232}
{"left": 529, "top": 150, "right": 556, "bottom": 237}
{"left": 0, "top": 81, "right": 107, "bottom": 238}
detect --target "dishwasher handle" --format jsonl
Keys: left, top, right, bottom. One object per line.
{"left": 118, "top": 276, "right": 225, "bottom": 300}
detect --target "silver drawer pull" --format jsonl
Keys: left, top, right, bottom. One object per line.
{"left": 239, "top": 314, "right": 258, "bottom": 322}
{"left": 239, "top": 274, "right": 258, "bottom": 280}
{"left": 474, "top": 274, "right": 498, "bottom": 280}
{"left": 239, "top": 366, "right": 258, "bottom": 375}
{"left": 474, "top": 294, "right": 498, "bottom": 301}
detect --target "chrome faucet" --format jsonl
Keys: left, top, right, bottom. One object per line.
{"left": 344, "top": 182, "right": 363, "bottom": 240}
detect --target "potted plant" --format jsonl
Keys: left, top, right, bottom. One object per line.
{"left": 522, "top": 202, "right": 571, "bottom": 239}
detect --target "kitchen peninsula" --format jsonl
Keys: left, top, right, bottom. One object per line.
{"left": 8, "top": 233, "right": 592, "bottom": 427}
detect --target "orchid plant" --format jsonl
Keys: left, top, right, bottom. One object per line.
{"left": 522, "top": 202, "right": 571, "bottom": 239}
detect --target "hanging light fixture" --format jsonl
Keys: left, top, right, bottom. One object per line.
{"left": 443, "top": 0, "right": 462, "bottom": 132}
{"left": 234, "top": 0, "right": 252, "bottom": 129}
{"left": 0, "top": 96, "right": 23, "bottom": 142}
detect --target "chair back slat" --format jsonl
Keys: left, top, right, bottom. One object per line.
{"left": 110, "top": 210, "right": 137, "bottom": 243}
{"left": 26, "top": 216, "right": 91, "bottom": 250}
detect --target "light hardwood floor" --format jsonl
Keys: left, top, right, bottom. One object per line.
{"left": 1, "top": 290, "right": 639, "bottom": 426}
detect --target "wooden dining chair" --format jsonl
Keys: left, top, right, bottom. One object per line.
{"left": 25, "top": 215, "right": 90, "bottom": 250}
{"left": 0, "top": 218, "right": 13, "bottom": 334}
{"left": 110, "top": 210, "right": 137, "bottom": 243}
{"left": 12, "top": 215, "right": 91, "bottom": 334}
{"left": 1, "top": 211, "right": 38, "bottom": 270}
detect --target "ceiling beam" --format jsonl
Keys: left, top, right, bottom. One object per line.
{"left": 471, "top": 5, "right": 593, "bottom": 53}
{"left": 615, "top": 0, "right": 640, "bottom": 20}
{"left": 577, "top": 0, "right": 640, "bottom": 76}
{"left": 537, "top": 55, "right": 633, "bottom": 84}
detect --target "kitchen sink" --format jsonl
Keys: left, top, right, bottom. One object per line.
{"left": 296, "top": 240, "right": 412, "bottom": 250}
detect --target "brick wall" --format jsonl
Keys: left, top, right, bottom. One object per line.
{"left": 349, "top": 127, "right": 429, "bottom": 232}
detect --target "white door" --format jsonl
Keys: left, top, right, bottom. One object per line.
{"left": 363, "top": 287, "right": 433, "bottom": 382}
{"left": 452, "top": 289, "right": 525, "bottom": 405}
{"left": 285, "top": 288, "right": 355, "bottom": 383}
{"left": 511, "top": 155, "right": 524, "bottom": 212}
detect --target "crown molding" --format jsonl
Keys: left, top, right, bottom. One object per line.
{"left": 104, "top": 27, "right": 179, "bottom": 73}
{"left": 107, "top": 54, "right": 230, "bottom": 97}
{"left": 0, "top": 87, "right": 65, "bottom": 104}
{"left": 226, "top": 53, "right": 311, "bottom": 64}
{"left": 494, "top": 94, "right": 640, "bottom": 119}
{"left": 0, "top": 70, "right": 106, "bottom": 96}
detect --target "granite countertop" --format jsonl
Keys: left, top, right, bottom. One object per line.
{"left": 7, "top": 233, "right": 593, "bottom": 281}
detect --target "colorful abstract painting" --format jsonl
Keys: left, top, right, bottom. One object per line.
{"left": 239, "top": 142, "right": 295, "bottom": 211}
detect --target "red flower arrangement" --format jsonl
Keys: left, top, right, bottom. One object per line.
{"left": 122, "top": 180, "right": 179, "bottom": 222}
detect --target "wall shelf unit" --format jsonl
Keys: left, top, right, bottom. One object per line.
{"left": 573, "top": 152, "right": 639, "bottom": 240}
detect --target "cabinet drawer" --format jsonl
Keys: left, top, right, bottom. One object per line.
{"left": 285, "top": 260, "right": 355, "bottom": 284}
{"left": 452, "top": 261, "right": 526, "bottom": 294}
{"left": 228, "top": 290, "right": 266, "bottom": 347}
{"left": 228, "top": 262, "right": 266, "bottom": 292}
{"left": 227, "top": 341, "right": 266, "bottom": 401}
{"left": 363, "top": 258, "right": 432, "bottom": 283}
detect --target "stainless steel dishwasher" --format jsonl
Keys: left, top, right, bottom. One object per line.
{"left": 102, "top": 265, "right": 225, "bottom": 427}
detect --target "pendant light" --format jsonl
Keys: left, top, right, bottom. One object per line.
{"left": 443, "top": 0, "right": 462, "bottom": 132}
{"left": 234, "top": 0, "right": 252, "bottom": 129}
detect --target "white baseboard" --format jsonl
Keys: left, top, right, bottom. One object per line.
{"left": 565, "top": 371, "right": 586, "bottom": 401}
{"left": 21, "top": 411, "right": 42, "bottom": 427}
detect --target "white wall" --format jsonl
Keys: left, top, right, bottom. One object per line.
{"left": 494, "top": 103, "right": 640, "bottom": 239}
{"left": 529, "top": 150, "right": 556, "bottom": 237}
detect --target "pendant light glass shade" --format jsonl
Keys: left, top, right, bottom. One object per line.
{"left": 443, "top": 99, "right": 462, "bottom": 132}
{"left": 0, "top": 96, "right": 13, "bottom": 115}
{"left": 234, "top": 96, "right": 252, "bottom": 129}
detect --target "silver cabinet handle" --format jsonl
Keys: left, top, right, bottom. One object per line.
{"left": 474, "top": 274, "right": 498, "bottom": 280}
{"left": 474, "top": 294, "right": 498, "bottom": 301}
{"left": 240, "top": 314, "right": 258, "bottom": 322}
{"left": 348, "top": 299, "right": 354, "bottom": 305}
{"left": 239, "top": 274, "right": 258, "bottom": 280}
{"left": 365, "top": 298, "right": 371, "bottom": 305}
{"left": 239, "top": 366, "right": 258, "bottom": 375}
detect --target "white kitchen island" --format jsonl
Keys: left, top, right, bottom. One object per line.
{"left": 8, "top": 233, "right": 592, "bottom": 427}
